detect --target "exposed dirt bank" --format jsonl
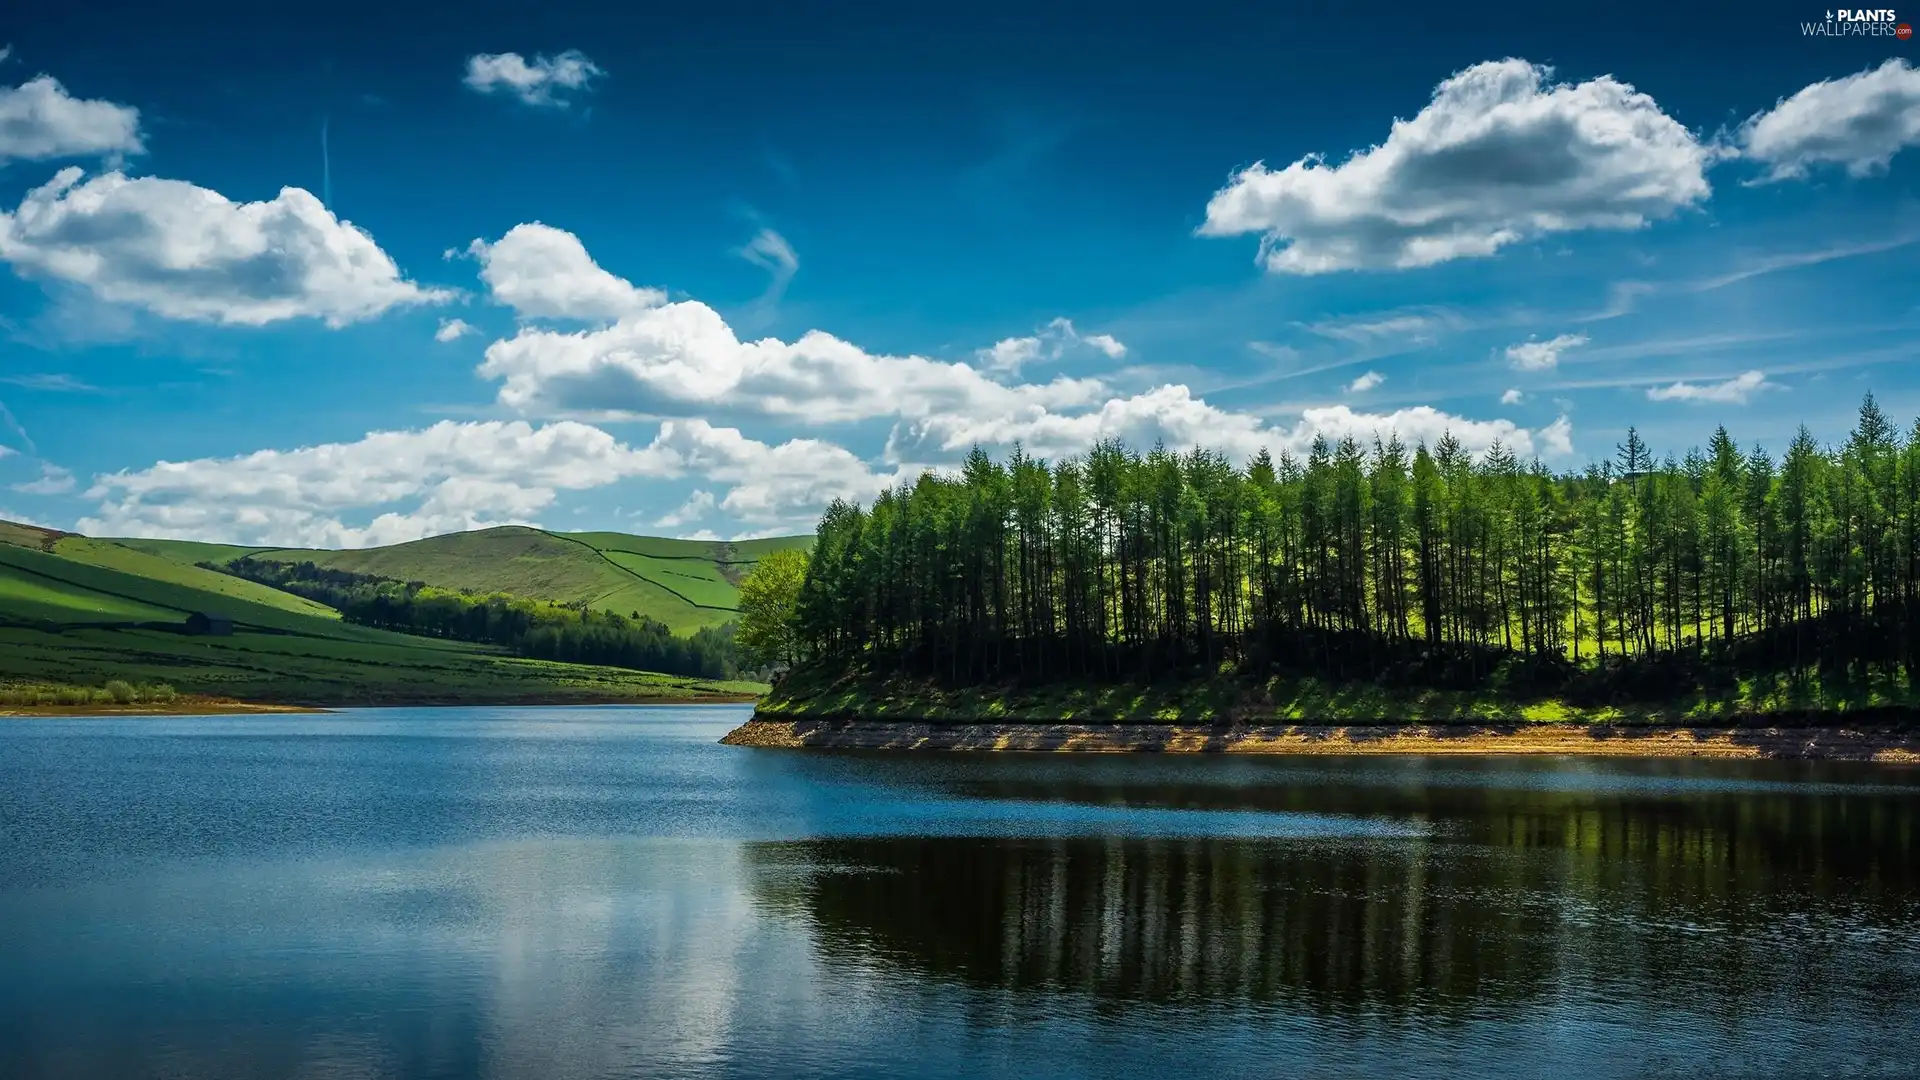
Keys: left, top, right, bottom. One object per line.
{"left": 722, "top": 718, "right": 1920, "bottom": 762}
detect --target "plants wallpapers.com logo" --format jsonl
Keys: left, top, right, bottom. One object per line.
{"left": 1801, "top": 7, "right": 1910, "bottom": 34}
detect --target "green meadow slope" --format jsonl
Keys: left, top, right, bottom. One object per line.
{"left": 119, "top": 525, "right": 812, "bottom": 635}
{"left": 0, "top": 522, "right": 764, "bottom": 707}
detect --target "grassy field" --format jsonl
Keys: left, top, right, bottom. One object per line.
{"left": 761, "top": 663, "right": 1920, "bottom": 727}
{"left": 0, "top": 626, "right": 764, "bottom": 707}
{"left": 109, "top": 537, "right": 272, "bottom": 566}
{"left": 49, "top": 537, "right": 344, "bottom": 619}
{"left": 0, "top": 568, "right": 176, "bottom": 623}
{"left": 122, "top": 525, "right": 812, "bottom": 635}
{"left": 0, "top": 520, "right": 765, "bottom": 707}
{"left": 0, "top": 540, "right": 353, "bottom": 633}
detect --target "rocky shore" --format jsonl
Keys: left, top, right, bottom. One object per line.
{"left": 722, "top": 717, "right": 1920, "bottom": 762}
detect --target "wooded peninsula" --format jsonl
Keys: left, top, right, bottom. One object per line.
{"left": 741, "top": 395, "right": 1920, "bottom": 744}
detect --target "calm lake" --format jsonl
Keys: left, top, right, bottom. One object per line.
{"left": 1, "top": 706, "right": 1917, "bottom": 1079}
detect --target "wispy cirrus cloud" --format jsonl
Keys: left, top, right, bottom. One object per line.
{"left": 2, "top": 373, "right": 96, "bottom": 392}
{"left": 12, "top": 463, "right": 74, "bottom": 496}
{"left": 1585, "top": 234, "right": 1920, "bottom": 322}
{"left": 1645, "top": 370, "right": 1778, "bottom": 404}
{"left": 736, "top": 227, "right": 799, "bottom": 305}
{"left": 1302, "top": 309, "right": 1464, "bottom": 345}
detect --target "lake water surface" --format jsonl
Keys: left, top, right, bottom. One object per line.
{"left": 2, "top": 705, "right": 1917, "bottom": 1079}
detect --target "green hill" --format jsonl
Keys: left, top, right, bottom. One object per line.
{"left": 119, "top": 525, "right": 811, "bottom": 636}
{"left": 0, "top": 521, "right": 763, "bottom": 707}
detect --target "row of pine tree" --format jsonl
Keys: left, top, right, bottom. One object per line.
{"left": 792, "top": 396, "right": 1920, "bottom": 695}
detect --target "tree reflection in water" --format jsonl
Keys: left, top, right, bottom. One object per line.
{"left": 745, "top": 765, "right": 1920, "bottom": 1024}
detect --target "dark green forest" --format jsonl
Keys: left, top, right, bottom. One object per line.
{"left": 209, "top": 559, "right": 747, "bottom": 680}
{"left": 792, "top": 396, "right": 1920, "bottom": 702}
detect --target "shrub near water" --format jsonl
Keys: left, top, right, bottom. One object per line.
{"left": 0, "top": 681, "right": 181, "bottom": 708}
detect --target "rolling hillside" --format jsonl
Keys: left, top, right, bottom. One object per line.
{"left": 118, "top": 525, "right": 811, "bottom": 635}
{"left": 0, "top": 521, "right": 764, "bottom": 706}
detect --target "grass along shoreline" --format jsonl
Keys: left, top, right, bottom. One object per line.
{"left": 756, "top": 663, "right": 1920, "bottom": 729}
{"left": 732, "top": 666, "right": 1920, "bottom": 759}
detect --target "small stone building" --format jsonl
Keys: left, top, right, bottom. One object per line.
{"left": 184, "top": 612, "right": 234, "bottom": 636}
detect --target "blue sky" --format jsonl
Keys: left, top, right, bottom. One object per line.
{"left": 0, "top": 0, "right": 1916, "bottom": 544}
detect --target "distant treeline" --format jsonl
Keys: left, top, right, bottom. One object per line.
{"left": 793, "top": 395, "right": 1920, "bottom": 699}
{"left": 207, "top": 559, "right": 746, "bottom": 680}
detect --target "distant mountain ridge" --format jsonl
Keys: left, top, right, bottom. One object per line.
{"left": 0, "top": 518, "right": 778, "bottom": 705}
{"left": 114, "top": 524, "right": 812, "bottom": 636}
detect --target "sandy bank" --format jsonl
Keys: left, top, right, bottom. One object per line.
{"left": 722, "top": 717, "right": 1920, "bottom": 762}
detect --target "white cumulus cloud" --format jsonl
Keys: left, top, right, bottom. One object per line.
{"left": 978, "top": 317, "right": 1126, "bottom": 376}
{"left": 462, "top": 50, "right": 603, "bottom": 108}
{"left": 891, "top": 383, "right": 1573, "bottom": 466}
{"left": 1739, "top": 58, "right": 1920, "bottom": 181}
{"left": 1200, "top": 59, "right": 1711, "bottom": 273}
{"left": 1501, "top": 388, "right": 1524, "bottom": 405}
{"left": 468, "top": 222, "right": 663, "bottom": 321}
{"left": 0, "top": 74, "right": 143, "bottom": 164}
{"left": 1536, "top": 414, "right": 1574, "bottom": 456}
{"left": 79, "top": 420, "right": 679, "bottom": 547}
{"left": 1645, "top": 370, "right": 1776, "bottom": 404}
{"left": 981, "top": 335, "right": 1043, "bottom": 375}
{"left": 655, "top": 489, "right": 716, "bottom": 529}
{"left": 1347, "top": 371, "right": 1385, "bottom": 393}
{"left": 649, "top": 420, "right": 909, "bottom": 526}
{"left": 482, "top": 303, "right": 1105, "bottom": 422}
{"left": 468, "top": 226, "right": 1134, "bottom": 425}
{"left": 0, "top": 168, "right": 451, "bottom": 326}
{"left": 74, "top": 413, "right": 911, "bottom": 544}
{"left": 467, "top": 227, "right": 1106, "bottom": 422}
{"left": 1505, "top": 333, "right": 1587, "bottom": 371}
{"left": 435, "top": 317, "right": 475, "bottom": 342}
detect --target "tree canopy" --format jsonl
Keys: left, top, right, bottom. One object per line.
{"left": 737, "top": 547, "right": 810, "bottom": 668}
{"left": 787, "top": 395, "right": 1920, "bottom": 699}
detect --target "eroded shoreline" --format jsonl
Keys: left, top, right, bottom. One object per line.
{"left": 722, "top": 717, "right": 1920, "bottom": 762}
